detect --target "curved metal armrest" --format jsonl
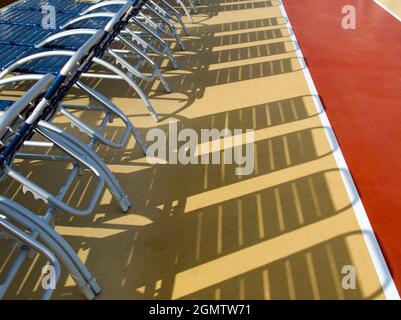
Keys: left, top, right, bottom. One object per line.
{"left": 6, "top": 122, "right": 106, "bottom": 216}
{"left": 60, "top": 12, "right": 115, "bottom": 29}
{"left": 60, "top": 106, "right": 131, "bottom": 149}
{"left": 80, "top": 0, "right": 128, "bottom": 16}
{"left": 7, "top": 165, "right": 105, "bottom": 217}
{"left": 66, "top": 2, "right": 133, "bottom": 34}
{"left": 0, "top": 75, "right": 54, "bottom": 138}
{"left": 63, "top": 81, "right": 133, "bottom": 149}
{"left": 35, "top": 29, "right": 98, "bottom": 48}
{"left": 60, "top": 30, "right": 105, "bottom": 75}
{"left": 105, "top": 2, "right": 134, "bottom": 33}
{"left": 0, "top": 75, "right": 45, "bottom": 84}
{"left": 0, "top": 51, "right": 74, "bottom": 79}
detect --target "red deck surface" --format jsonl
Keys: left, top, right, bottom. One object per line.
{"left": 284, "top": 0, "right": 401, "bottom": 292}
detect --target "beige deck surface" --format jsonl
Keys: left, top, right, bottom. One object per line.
{"left": 376, "top": 0, "right": 401, "bottom": 17}
{"left": 0, "top": 0, "right": 386, "bottom": 299}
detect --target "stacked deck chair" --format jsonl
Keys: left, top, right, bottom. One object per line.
{"left": 0, "top": 4, "right": 151, "bottom": 152}
{"left": 7, "top": 0, "right": 182, "bottom": 67}
{"left": 0, "top": 1, "right": 167, "bottom": 117}
{"left": 0, "top": 31, "right": 145, "bottom": 299}
{"left": 0, "top": 0, "right": 199, "bottom": 300}
{"left": 0, "top": 0, "right": 189, "bottom": 121}
{"left": 0, "top": 30, "right": 145, "bottom": 212}
{"left": 15, "top": 0, "right": 192, "bottom": 47}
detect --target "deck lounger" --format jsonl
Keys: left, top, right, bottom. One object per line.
{"left": 0, "top": 0, "right": 199, "bottom": 301}
{"left": 0, "top": 32, "right": 154, "bottom": 300}
{"left": 0, "top": 68, "right": 102, "bottom": 301}
{"left": 0, "top": 2, "right": 174, "bottom": 94}
{"left": 7, "top": 0, "right": 182, "bottom": 64}
{"left": 86, "top": 0, "right": 191, "bottom": 46}
{"left": 81, "top": 0, "right": 193, "bottom": 36}
{"left": 0, "top": 27, "right": 152, "bottom": 152}
{"left": 0, "top": 32, "right": 161, "bottom": 123}
{"left": 10, "top": 0, "right": 181, "bottom": 60}
{"left": 0, "top": 33, "right": 134, "bottom": 215}
{"left": 13, "top": 0, "right": 189, "bottom": 49}
{"left": 146, "top": 0, "right": 196, "bottom": 27}
{"left": 17, "top": 0, "right": 191, "bottom": 38}
{"left": 0, "top": 1, "right": 163, "bottom": 119}
{"left": 0, "top": 73, "right": 148, "bottom": 154}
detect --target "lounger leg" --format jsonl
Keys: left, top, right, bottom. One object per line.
{"left": 107, "top": 48, "right": 152, "bottom": 81}
{"left": 187, "top": 0, "right": 199, "bottom": 14}
{"left": 90, "top": 58, "right": 160, "bottom": 122}
{"left": 124, "top": 26, "right": 179, "bottom": 69}
{"left": 115, "top": 35, "right": 172, "bottom": 93}
{"left": 171, "top": 26, "right": 186, "bottom": 50}
{"left": 175, "top": 0, "right": 194, "bottom": 23}
{"left": 143, "top": 6, "right": 186, "bottom": 50}
{"left": 129, "top": 19, "right": 179, "bottom": 68}
{"left": 119, "top": 75, "right": 160, "bottom": 122}
{"left": 123, "top": 28, "right": 163, "bottom": 56}
{"left": 159, "top": 0, "right": 190, "bottom": 35}
{"left": 137, "top": 11, "right": 186, "bottom": 50}
{"left": 138, "top": 12, "right": 173, "bottom": 39}
{"left": 176, "top": 12, "right": 190, "bottom": 36}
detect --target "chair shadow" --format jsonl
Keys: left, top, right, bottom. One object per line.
{"left": 200, "top": 0, "right": 280, "bottom": 17}
{"left": 0, "top": 100, "right": 388, "bottom": 299}
{"left": 0, "top": 2, "right": 390, "bottom": 300}
{"left": 1, "top": 163, "right": 387, "bottom": 300}
{"left": 87, "top": 15, "right": 297, "bottom": 118}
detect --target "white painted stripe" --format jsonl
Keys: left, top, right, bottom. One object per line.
{"left": 372, "top": 0, "right": 401, "bottom": 22}
{"left": 279, "top": 0, "right": 400, "bottom": 300}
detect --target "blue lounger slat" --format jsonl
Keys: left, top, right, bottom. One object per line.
{"left": 13, "top": 0, "right": 122, "bottom": 14}
{"left": 0, "top": 5, "right": 122, "bottom": 49}
{"left": 0, "top": 8, "right": 74, "bottom": 27}
{"left": 20, "top": 55, "right": 71, "bottom": 74}
{"left": 0, "top": 24, "right": 53, "bottom": 47}
{"left": 14, "top": 0, "right": 93, "bottom": 14}
{"left": 0, "top": 8, "right": 112, "bottom": 29}
{"left": 0, "top": 100, "right": 14, "bottom": 111}
{"left": 0, "top": 44, "right": 70, "bottom": 74}
{"left": 0, "top": 24, "right": 85, "bottom": 49}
